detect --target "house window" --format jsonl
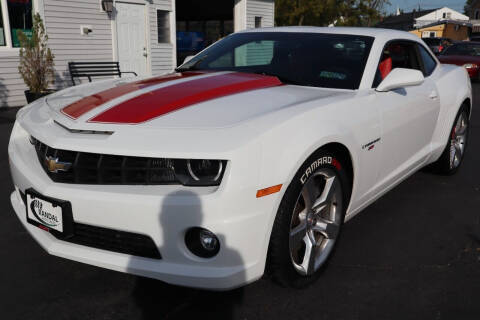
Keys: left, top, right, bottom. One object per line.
{"left": 422, "top": 31, "right": 436, "bottom": 38}
{"left": 0, "top": 0, "right": 33, "bottom": 48}
{"left": 255, "top": 16, "right": 262, "bottom": 28}
{"left": 157, "top": 10, "right": 170, "bottom": 43}
{"left": 475, "top": 10, "right": 480, "bottom": 20}
{"left": 7, "top": 0, "right": 32, "bottom": 47}
{"left": 0, "top": 4, "right": 5, "bottom": 46}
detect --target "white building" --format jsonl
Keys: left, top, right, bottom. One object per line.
{"left": 0, "top": 0, "right": 275, "bottom": 107}
{"left": 414, "top": 7, "right": 469, "bottom": 28}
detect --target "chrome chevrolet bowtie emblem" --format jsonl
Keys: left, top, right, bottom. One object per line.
{"left": 44, "top": 156, "right": 72, "bottom": 173}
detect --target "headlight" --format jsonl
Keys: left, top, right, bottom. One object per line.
{"left": 187, "top": 159, "right": 223, "bottom": 181}
{"left": 463, "top": 63, "right": 478, "bottom": 69}
{"left": 174, "top": 159, "right": 227, "bottom": 186}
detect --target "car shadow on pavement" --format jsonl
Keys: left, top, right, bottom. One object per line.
{"left": 0, "top": 106, "right": 19, "bottom": 125}
{"left": 129, "top": 190, "right": 246, "bottom": 320}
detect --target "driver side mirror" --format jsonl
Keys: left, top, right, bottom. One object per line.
{"left": 376, "top": 68, "right": 425, "bottom": 92}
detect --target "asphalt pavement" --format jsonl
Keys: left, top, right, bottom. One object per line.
{"left": 1, "top": 85, "right": 479, "bottom": 320}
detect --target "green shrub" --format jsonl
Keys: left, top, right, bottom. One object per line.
{"left": 17, "top": 13, "right": 55, "bottom": 94}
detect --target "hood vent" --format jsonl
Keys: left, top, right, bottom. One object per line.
{"left": 54, "top": 120, "right": 114, "bottom": 135}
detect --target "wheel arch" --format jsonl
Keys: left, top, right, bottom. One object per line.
{"left": 463, "top": 98, "right": 472, "bottom": 119}
{"left": 319, "top": 142, "right": 354, "bottom": 207}
{"left": 430, "top": 66, "right": 472, "bottom": 162}
{"left": 263, "top": 140, "right": 356, "bottom": 279}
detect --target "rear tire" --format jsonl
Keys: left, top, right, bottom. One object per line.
{"left": 267, "top": 149, "right": 350, "bottom": 288}
{"left": 432, "top": 104, "right": 469, "bottom": 175}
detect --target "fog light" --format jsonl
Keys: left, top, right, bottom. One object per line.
{"left": 200, "top": 229, "right": 219, "bottom": 250}
{"left": 185, "top": 227, "right": 220, "bottom": 258}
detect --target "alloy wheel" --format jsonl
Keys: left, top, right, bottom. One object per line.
{"left": 449, "top": 112, "right": 468, "bottom": 170}
{"left": 289, "top": 169, "right": 343, "bottom": 276}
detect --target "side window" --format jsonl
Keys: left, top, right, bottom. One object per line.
{"left": 373, "top": 41, "right": 422, "bottom": 88}
{"left": 417, "top": 45, "right": 437, "bottom": 76}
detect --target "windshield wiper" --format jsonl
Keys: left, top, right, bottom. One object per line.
{"left": 175, "top": 55, "right": 208, "bottom": 72}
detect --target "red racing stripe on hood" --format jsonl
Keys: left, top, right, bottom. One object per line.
{"left": 61, "top": 72, "right": 202, "bottom": 119}
{"left": 89, "top": 73, "right": 283, "bottom": 124}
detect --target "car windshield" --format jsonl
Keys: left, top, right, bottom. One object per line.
{"left": 443, "top": 43, "right": 480, "bottom": 56}
{"left": 176, "top": 32, "right": 374, "bottom": 90}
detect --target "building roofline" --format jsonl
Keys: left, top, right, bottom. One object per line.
{"left": 414, "top": 20, "right": 473, "bottom": 30}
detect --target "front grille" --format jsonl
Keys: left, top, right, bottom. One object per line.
{"left": 65, "top": 223, "right": 162, "bottom": 259}
{"left": 32, "top": 137, "right": 178, "bottom": 185}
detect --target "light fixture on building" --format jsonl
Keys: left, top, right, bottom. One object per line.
{"left": 101, "top": 0, "right": 114, "bottom": 14}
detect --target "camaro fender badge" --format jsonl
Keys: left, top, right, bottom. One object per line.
{"left": 300, "top": 156, "right": 341, "bottom": 184}
{"left": 44, "top": 156, "right": 72, "bottom": 173}
{"left": 362, "top": 138, "right": 381, "bottom": 151}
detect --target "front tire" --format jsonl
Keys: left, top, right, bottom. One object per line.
{"left": 433, "top": 105, "right": 469, "bottom": 175}
{"left": 267, "top": 150, "right": 350, "bottom": 288}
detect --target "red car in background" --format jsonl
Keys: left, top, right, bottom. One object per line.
{"left": 422, "top": 37, "right": 453, "bottom": 55}
{"left": 438, "top": 42, "right": 480, "bottom": 80}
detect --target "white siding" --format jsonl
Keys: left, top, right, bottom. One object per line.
{"left": 0, "top": 54, "right": 27, "bottom": 107}
{"left": 234, "top": 0, "right": 247, "bottom": 31}
{"left": 246, "top": 0, "right": 274, "bottom": 29}
{"left": 149, "top": 0, "right": 175, "bottom": 75}
{"left": 43, "top": 0, "right": 113, "bottom": 87}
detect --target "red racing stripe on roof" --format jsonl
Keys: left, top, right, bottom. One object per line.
{"left": 61, "top": 72, "right": 203, "bottom": 119}
{"left": 89, "top": 72, "right": 283, "bottom": 124}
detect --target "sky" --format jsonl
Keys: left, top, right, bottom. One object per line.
{"left": 384, "top": 0, "right": 467, "bottom": 14}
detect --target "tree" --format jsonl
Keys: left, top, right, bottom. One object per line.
{"left": 275, "top": 0, "right": 390, "bottom": 27}
{"left": 465, "top": 0, "right": 475, "bottom": 16}
{"left": 275, "top": 0, "right": 338, "bottom": 26}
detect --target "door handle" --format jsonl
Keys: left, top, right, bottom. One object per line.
{"left": 143, "top": 47, "right": 148, "bottom": 58}
{"left": 429, "top": 91, "right": 438, "bottom": 99}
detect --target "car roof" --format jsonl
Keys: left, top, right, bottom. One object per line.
{"left": 238, "top": 26, "right": 422, "bottom": 43}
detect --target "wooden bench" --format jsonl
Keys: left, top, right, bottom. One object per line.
{"left": 68, "top": 62, "right": 137, "bottom": 85}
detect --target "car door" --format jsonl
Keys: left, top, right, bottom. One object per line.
{"left": 374, "top": 41, "right": 440, "bottom": 187}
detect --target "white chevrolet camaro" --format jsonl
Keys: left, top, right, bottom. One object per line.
{"left": 9, "top": 27, "right": 471, "bottom": 290}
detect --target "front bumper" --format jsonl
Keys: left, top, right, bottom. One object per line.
{"left": 8, "top": 121, "right": 280, "bottom": 290}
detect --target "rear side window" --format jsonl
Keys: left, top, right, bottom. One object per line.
{"left": 418, "top": 45, "right": 437, "bottom": 76}
{"left": 373, "top": 41, "right": 422, "bottom": 88}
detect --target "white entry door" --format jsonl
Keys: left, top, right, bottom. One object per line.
{"left": 115, "top": 2, "right": 148, "bottom": 77}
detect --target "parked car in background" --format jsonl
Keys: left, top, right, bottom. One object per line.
{"left": 422, "top": 37, "right": 453, "bottom": 55}
{"left": 438, "top": 42, "right": 480, "bottom": 80}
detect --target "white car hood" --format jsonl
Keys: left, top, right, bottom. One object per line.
{"left": 40, "top": 72, "right": 353, "bottom": 130}
{"left": 17, "top": 72, "right": 356, "bottom": 157}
